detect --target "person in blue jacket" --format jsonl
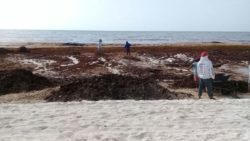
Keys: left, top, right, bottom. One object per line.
{"left": 124, "top": 41, "right": 131, "bottom": 56}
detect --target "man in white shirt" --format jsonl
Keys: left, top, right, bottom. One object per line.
{"left": 197, "top": 51, "right": 215, "bottom": 99}
{"left": 97, "top": 39, "right": 102, "bottom": 55}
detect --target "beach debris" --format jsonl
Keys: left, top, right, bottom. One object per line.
{"left": 15, "top": 58, "right": 58, "bottom": 77}
{"left": 241, "top": 61, "right": 249, "bottom": 65}
{"left": 213, "top": 73, "right": 248, "bottom": 94}
{"left": 172, "top": 75, "right": 196, "bottom": 88}
{"left": 165, "top": 58, "right": 175, "bottom": 63}
{"left": 89, "top": 61, "right": 99, "bottom": 65}
{"left": 0, "top": 69, "right": 53, "bottom": 95}
{"left": 0, "top": 48, "right": 11, "bottom": 55}
{"left": 20, "top": 59, "right": 56, "bottom": 70}
{"left": 62, "top": 42, "right": 85, "bottom": 46}
{"left": 138, "top": 55, "right": 160, "bottom": 65}
{"left": 123, "top": 56, "right": 141, "bottom": 62}
{"left": 45, "top": 74, "right": 193, "bottom": 102}
{"left": 98, "top": 57, "right": 106, "bottom": 62}
{"left": 71, "top": 51, "right": 81, "bottom": 56}
{"left": 148, "top": 57, "right": 160, "bottom": 64}
{"left": 211, "top": 41, "right": 222, "bottom": 44}
{"left": 106, "top": 67, "right": 120, "bottom": 74}
{"left": 219, "top": 64, "right": 249, "bottom": 78}
{"left": 60, "top": 56, "right": 79, "bottom": 67}
{"left": 68, "top": 56, "right": 79, "bottom": 64}
{"left": 174, "top": 54, "right": 193, "bottom": 62}
{"left": 117, "top": 59, "right": 128, "bottom": 66}
{"left": 19, "top": 46, "right": 30, "bottom": 53}
{"left": 19, "top": 58, "right": 55, "bottom": 72}
{"left": 210, "top": 50, "right": 227, "bottom": 56}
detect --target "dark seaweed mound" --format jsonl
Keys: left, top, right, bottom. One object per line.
{"left": 46, "top": 74, "right": 193, "bottom": 102}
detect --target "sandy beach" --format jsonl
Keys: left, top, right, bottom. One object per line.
{"left": 0, "top": 42, "right": 250, "bottom": 140}
{"left": 1, "top": 0, "right": 250, "bottom": 139}
{"left": 1, "top": 100, "right": 250, "bottom": 141}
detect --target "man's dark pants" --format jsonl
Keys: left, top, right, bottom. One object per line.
{"left": 198, "top": 78, "right": 213, "bottom": 98}
{"left": 126, "top": 48, "right": 131, "bottom": 56}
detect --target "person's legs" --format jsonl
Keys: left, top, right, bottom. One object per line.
{"left": 128, "top": 48, "right": 131, "bottom": 56}
{"left": 198, "top": 79, "right": 204, "bottom": 98}
{"left": 98, "top": 48, "right": 102, "bottom": 56}
{"left": 99, "top": 47, "right": 102, "bottom": 56}
{"left": 204, "top": 79, "right": 214, "bottom": 99}
{"left": 194, "top": 76, "right": 199, "bottom": 88}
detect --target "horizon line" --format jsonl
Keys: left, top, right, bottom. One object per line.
{"left": 0, "top": 28, "right": 250, "bottom": 33}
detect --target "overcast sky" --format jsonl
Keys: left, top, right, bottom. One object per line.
{"left": 0, "top": 0, "right": 249, "bottom": 31}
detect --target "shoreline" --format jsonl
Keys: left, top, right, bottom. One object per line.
{"left": 1, "top": 42, "right": 250, "bottom": 49}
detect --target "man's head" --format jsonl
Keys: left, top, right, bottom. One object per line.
{"left": 200, "top": 51, "right": 208, "bottom": 57}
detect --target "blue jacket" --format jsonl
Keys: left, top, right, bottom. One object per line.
{"left": 124, "top": 42, "right": 131, "bottom": 48}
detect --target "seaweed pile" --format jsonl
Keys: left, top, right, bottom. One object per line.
{"left": 46, "top": 74, "right": 193, "bottom": 102}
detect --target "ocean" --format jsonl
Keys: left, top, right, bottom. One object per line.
{"left": 0, "top": 30, "right": 250, "bottom": 44}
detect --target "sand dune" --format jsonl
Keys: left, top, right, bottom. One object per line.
{"left": 0, "top": 99, "right": 249, "bottom": 141}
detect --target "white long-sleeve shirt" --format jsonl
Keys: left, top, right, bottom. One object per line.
{"left": 197, "top": 56, "right": 215, "bottom": 79}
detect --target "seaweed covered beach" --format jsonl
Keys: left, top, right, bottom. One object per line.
{"left": 0, "top": 43, "right": 249, "bottom": 141}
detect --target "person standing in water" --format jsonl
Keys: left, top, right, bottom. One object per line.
{"left": 97, "top": 39, "right": 103, "bottom": 55}
{"left": 124, "top": 41, "right": 131, "bottom": 56}
{"left": 197, "top": 51, "right": 215, "bottom": 99}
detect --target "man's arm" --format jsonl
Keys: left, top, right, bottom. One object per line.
{"left": 210, "top": 62, "right": 215, "bottom": 79}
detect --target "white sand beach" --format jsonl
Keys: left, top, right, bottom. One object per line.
{"left": 0, "top": 0, "right": 250, "bottom": 140}
{"left": 0, "top": 99, "right": 249, "bottom": 141}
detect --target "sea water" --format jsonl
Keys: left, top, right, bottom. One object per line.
{"left": 0, "top": 30, "right": 250, "bottom": 44}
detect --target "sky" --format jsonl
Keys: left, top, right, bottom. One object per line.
{"left": 0, "top": 0, "right": 250, "bottom": 31}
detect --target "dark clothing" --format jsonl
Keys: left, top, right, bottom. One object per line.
{"left": 124, "top": 42, "right": 131, "bottom": 49}
{"left": 124, "top": 42, "right": 131, "bottom": 56}
{"left": 126, "top": 47, "right": 131, "bottom": 55}
{"left": 198, "top": 78, "right": 213, "bottom": 98}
